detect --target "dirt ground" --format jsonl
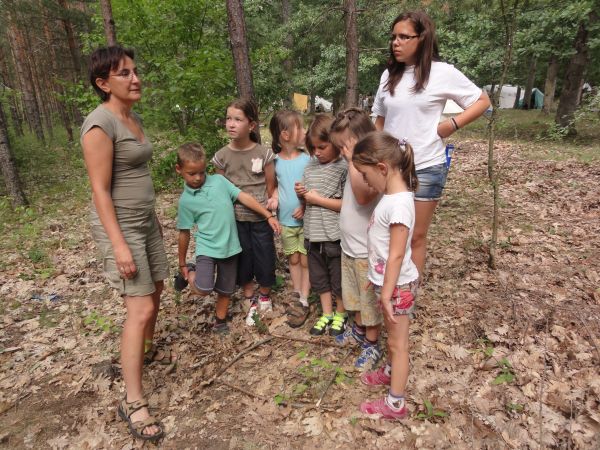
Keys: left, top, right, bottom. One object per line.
{"left": 0, "top": 138, "right": 599, "bottom": 449}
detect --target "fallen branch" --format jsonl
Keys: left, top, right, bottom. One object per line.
{"left": 0, "top": 392, "right": 31, "bottom": 416}
{"left": 0, "top": 346, "right": 22, "bottom": 355}
{"left": 271, "top": 333, "right": 339, "bottom": 349}
{"left": 316, "top": 348, "right": 353, "bottom": 408}
{"left": 201, "top": 336, "right": 274, "bottom": 387}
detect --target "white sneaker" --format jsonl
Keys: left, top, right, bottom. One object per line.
{"left": 246, "top": 302, "right": 258, "bottom": 326}
{"left": 259, "top": 299, "right": 273, "bottom": 312}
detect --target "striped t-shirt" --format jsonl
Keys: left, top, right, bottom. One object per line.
{"left": 303, "top": 157, "right": 347, "bottom": 242}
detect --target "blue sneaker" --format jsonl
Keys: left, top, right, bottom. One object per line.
{"left": 355, "top": 342, "right": 382, "bottom": 371}
{"left": 335, "top": 325, "right": 366, "bottom": 347}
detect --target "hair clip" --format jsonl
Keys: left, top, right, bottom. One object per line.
{"left": 398, "top": 137, "right": 408, "bottom": 151}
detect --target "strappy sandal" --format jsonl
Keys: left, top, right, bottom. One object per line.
{"left": 144, "top": 344, "right": 177, "bottom": 366}
{"left": 117, "top": 397, "right": 164, "bottom": 441}
{"left": 286, "top": 299, "right": 309, "bottom": 328}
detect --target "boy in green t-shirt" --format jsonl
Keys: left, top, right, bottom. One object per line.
{"left": 174, "top": 143, "right": 281, "bottom": 333}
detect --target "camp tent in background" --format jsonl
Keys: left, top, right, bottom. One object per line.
{"left": 293, "top": 93, "right": 308, "bottom": 113}
{"left": 315, "top": 96, "right": 332, "bottom": 112}
{"left": 483, "top": 84, "right": 525, "bottom": 109}
{"left": 527, "top": 88, "right": 544, "bottom": 109}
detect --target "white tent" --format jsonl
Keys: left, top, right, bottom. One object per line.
{"left": 483, "top": 84, "right": 524, "bottom": 109}
{"left": 315, "top": 96, "right": 332, "bottom": 112}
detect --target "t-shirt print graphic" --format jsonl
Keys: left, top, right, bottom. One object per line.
{"left": 251, "top": 157, "right": 263, "bottom": 173}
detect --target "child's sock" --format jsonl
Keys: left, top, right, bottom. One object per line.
{"left": 296, "top": 291, "right": 309, "bottom": 307}
{"left": 386, "top": 390, "right": 405, "bottom": 411}
{"left": 215, "top": 315, "right": 227, "bottom": 323}
{"left": 333, "top": 311, "right": 347, "bottom": 319}
{"left": 383, "top": 362, "right": 392, "bottom": 377}
{"left": 353, "top": 323, "right": 366, "bottom": 336}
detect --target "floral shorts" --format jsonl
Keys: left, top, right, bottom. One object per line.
{"left": 374, "top": 280, "right": 418, "bottom": 318}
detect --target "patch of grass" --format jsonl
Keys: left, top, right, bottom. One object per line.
{"left": 415, "top": 399, "right": 449, "bottom": 422}
{"left": 492, "top": 357, "right": 516, "bottom": 385}
{"left": 82, "top": 311, "right": 119, "bottom": 335}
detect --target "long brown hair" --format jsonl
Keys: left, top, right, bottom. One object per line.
{"left": 353, "top": 131, "right": 418, "bottom": 192}
{"left": 227, "top": 98, "right": 260, "bottom": 143}
{"left": 269, "top": 110, "right": 303, "bottom": 153}
{"left": 384, "top": 11, "right": 440, "bottom": 95}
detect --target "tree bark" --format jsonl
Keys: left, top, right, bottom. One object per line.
{"left": 344, "top": 0, "right": 359, "bottom": 108}
{"left": 282, "top": 0, "right": 293, "bottom": 107}
{"left": 555, "top": 11, "right": 597, "bottom": 134}
{"left": 522, "top": 56, "right": 537, "bottom": 109}
{"left": 57, "top": 0, "right": 82, "bottom": 74}
{"left": 542, "top": 55, "right": 558, "bottom": 114}
{"left": 226, "top": 0, "right": 256, "bottom": 101}
{"left": 100, "top": 0, "right": 117, "bottom": 46}
{"left": 0, "top": 102, "right": 28, "bottom": 207}
{"left": 6, "top": 14, "right": 45, "bottom": 142}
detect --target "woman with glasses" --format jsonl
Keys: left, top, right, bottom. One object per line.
{"left": 81, "top": 46, "right": 170, "bottom": 441}
{"left": 372, "top": 11, "right": 490, "bottom": 280}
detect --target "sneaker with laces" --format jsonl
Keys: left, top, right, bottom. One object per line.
{"left": 212, "top": 321, "right": 230, "bottom": 334}
{"left": 359, "top": 397, "right": 407, "bottom": 420}
{"left": 309, "top": 314, "right": 333, "bottom": 336}
{"left": 360, "top": 366, "right": 391, "bottom": 387}
{"left": 258, "top": 294, "right": 273, "bottom": 312}
{"left": 355, "top": 343, "right": 382, "bottom": 371}
{"left": 328, "top": 312, "right": 347, "bottom": 337}
{"left": 335, "top": 325, "right": 366, "bottom": 347}
{"left": 246, "top": 301, "right": 259, "bottom": 326}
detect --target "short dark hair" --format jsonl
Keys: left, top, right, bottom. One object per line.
{"left": 88, "top": 46, "right": 135, "bottom": 102}
{"left": 305, "top": 114, "right": 334, "bottom": 155}
{"left": 176, "top": 142, "right": 206, "bottom": 167}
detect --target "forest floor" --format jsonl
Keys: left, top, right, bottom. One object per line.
{"left": 0, "top": 131, "right": 599, "bottom": 449}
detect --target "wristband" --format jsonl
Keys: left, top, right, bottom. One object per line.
{"left": 450, "top": 117, "right": 459, "bottom": 130}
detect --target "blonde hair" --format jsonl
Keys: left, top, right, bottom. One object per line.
{"left": 176, "top": 142, "right": 206, "bottom": 166}
{"left": 352, "top": 131, "right": 418, "bottom": 192}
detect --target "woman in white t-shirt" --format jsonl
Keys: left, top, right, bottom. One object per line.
{"left": 372, "top": 11, "right": 490, "bottom": 278}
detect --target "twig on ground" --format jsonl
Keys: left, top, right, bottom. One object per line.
{"left": 0, "top": 346, "right": 22, "bottom": 355}
{"left": 201, "top": 336, "right": 274, "bottom": 387}
{"left": 538, "top": 317, "right": 549, "bottom": 448}
{"left": 316, "top": 348, "right": 352, "bottom": 408}
{"left": 0, "top": 392, "right": 31, "bottom": 415}
{"left": 573, "top": 312, "right": 600, "bottom": 362}
{"left": 271, "top": 333, "right": 339, "bottom": 348}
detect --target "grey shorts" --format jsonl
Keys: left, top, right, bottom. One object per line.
{"left": 193, "top": 254, "right": 239, "bottom": 296}
{"left": 91, "top": 206, "right": 169, "bottom": 297}
{"left": 415, "top": 163, "right": 448, "bottom": 201}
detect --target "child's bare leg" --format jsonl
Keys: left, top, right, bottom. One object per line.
{"left": 288, "top": 252, "right": 302, "bottom": 292}
{"left": 366, "top": 324, "right": 381, "bottom": 342}
{"left": 335, "top": 295, "right": 345, "bottom": 314}
{"left": 300, "top": 254, "right": 310, "bottom": 299}
{"left": 243, "top": 281, "right": 255, "bottom": 299}
{"left": 215, "top": 294, "right": 230, "bottom": 320}
{"left": 320, "top": 291, "right": 333, "bottom": 315}
{"left": 386, "top": 315, "right": 410, "bottom": 395}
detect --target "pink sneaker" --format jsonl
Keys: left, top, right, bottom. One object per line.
{"left": 360, "top": 366, "right": 391, "bottom": 386}
{"left": 360, "top": 397, "right": 408, "bottom": 420}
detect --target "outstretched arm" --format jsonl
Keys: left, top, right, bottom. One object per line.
{"left": 237, "top": 191, "right": 282, "bottom": 234}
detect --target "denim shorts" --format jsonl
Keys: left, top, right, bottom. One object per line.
{"left": 193, "top": 254, "right": 238, "bottom": 296}
{"left": 415, "top": 163, "right": 448, "bottom": 201}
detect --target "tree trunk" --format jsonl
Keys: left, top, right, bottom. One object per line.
{"left": 57, "top": 0, "right": 82, "bottom": 74}
{"left": 555, "top": 11, "right": 597, "bottom": 134}
{"left": 542, "top": 55, "right": 558, "bottom": 114}
{"left": 512, "top": 86, "right": 521, "bottom": 109}
{"left": 344, "top": 0, "right": 359, "bottom": 108}
{"left": 100, "top": 0, "right": 117, "bottom": 46}
{"left": 0, "top": 102, "right": 28, "bottom": 207}
{"left": 282, "top": 0, "right": 293, "bottom": 107}
{"left": 7, "top": 16, "right": 45, "bottom": 142}
{"left": 522, "top": 56, "right": 537, "bottom": 109}
{"left": 225, "top": 0, "right": 256, "bottom": 103}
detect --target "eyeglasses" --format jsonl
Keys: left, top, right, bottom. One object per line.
{"left": 110, "top": 68, "right": 139, "bottom": 80}
{"left": 390, "top": 34, "right": 419, "bottom": 42}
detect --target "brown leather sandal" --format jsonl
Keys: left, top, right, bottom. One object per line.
{"left": 117, "top": 397, "right": 164, "bottom": 441}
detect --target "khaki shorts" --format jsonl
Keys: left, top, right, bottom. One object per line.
{"left": 341, "top": 253, "right": 382, "bottom": 326}
{"left": 281, "top": 225, "right": 307, "bottom": 256}
{"left": 91, "top": 206, "right": 169, "bottom": 297}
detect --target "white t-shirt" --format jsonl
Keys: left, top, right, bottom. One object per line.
{"left": 339, "top": 177, "right": 380, "bottom": 258}
{"left": 372, "top": 62, "right": 482, "bottom": 171}
{"left": 367, "top": 192, "right": 419, "bottom": 286}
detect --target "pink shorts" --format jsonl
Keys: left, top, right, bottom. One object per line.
{"left": 373, "top": 280, "right": 418, "bottom": 318}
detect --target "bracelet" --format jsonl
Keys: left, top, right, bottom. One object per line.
{"left": 450, "top": 117, "right": 459, "bottom": 130}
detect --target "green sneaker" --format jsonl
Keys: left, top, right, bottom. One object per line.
{"left": 329, "top": 312, "right": 348, "bottom": 337}
{"left": 310, "top": 314, "right": 333, "bottom": 336}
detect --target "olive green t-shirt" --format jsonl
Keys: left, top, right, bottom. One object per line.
{"left": 211, "top": 143, "right": 275, "bottom": 222}
{"left": 80, "top": 105, "right": 155, "bottom": 209}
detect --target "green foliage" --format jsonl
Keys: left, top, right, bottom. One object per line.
{"left": 415, "top": 399, "right": 449, "bottom": 421}
{"left": 82, "top": 311, "right": 119, "bottom": 335}
{"left": 493, "top": 357, "right": 516, "bottom": 385}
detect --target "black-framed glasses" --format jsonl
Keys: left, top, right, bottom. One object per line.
{"left": 390, "top": 34, "right": 419, "bottom": 42}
